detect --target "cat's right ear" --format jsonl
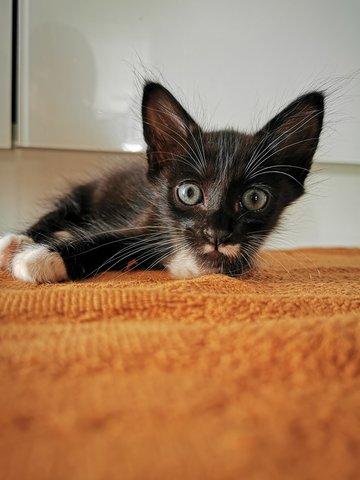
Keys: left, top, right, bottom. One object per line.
{"left": 142, "top": 82, "right": 201, "bottom": 177}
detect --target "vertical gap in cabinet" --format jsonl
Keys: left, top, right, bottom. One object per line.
{"left": 11, "top": 0, "right": 18, "bottom": 144}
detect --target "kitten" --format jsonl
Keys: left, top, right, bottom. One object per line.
{"left": 0, "top": 82, "right": 324, "bottom": 283}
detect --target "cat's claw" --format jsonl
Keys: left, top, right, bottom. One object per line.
{"left": 0, "top": 233, "right": 68, "bottom": 283}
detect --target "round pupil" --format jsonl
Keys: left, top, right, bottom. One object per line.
{"left": 251, "top": 192, "right": 259, "bottom": 204}
{"left": 242, "top": 188, "right": 267, "bottom": 211}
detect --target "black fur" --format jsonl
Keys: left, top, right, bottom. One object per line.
{"left": 25, "top": 83, "right": 324, "bottom": 280}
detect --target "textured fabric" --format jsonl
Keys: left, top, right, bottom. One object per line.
{"left": 0, "top": 248, "right": 360, "bottom": 480}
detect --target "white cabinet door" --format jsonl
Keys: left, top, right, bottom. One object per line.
{"left": 17, "top": 0, "right": 360, "bottom": 163}
{"left": 0, "top": 0, "right": 12, "bottom": 149}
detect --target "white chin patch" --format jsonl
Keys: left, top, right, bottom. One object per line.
{"left": 0, "top": 233, "right": 68, "bottom": 283}
{"left": 166, "top": 249, "right": 205, "bottom": 279}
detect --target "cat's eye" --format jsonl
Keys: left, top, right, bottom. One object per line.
{"left": 242, "top": 188, "right": 268, "bottom": 211}
{"left": 177, "top": 183, "right": 203, "bottom": 206}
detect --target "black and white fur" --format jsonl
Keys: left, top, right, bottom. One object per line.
{"left": 0, "top": 82, "right": 324, "bottom": 283}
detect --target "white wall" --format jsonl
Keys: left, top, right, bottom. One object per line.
{"left": 0, "top": 149, "right": 359, "bottom": 248}
{"left": 17, "top": 0, "right": 360, "bottom": 164}
{"left": 0, "top": 0, "right": 12, "bottom": 148}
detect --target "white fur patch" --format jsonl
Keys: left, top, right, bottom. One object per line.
{"left": 166, "top": 249, "right": 203, "bottom": 279}
{"left": 218, "top": 244, "right": 241, "bottom": 258}
{"left": 203, "top": 243, "right": 241, "bottom": 258}
{"left": 203, "top": 244, "right": 215, "bottom": 254}
{"left": 12, "top": 244, "right": 68, "bottom": 283}
{"left": 0, "top": 234, "right": 34, "bottom": 269}
{"left": 0, "top": 233, "right": 68, "bottom": 283}
{"left": 53, "top": 230, "right": 74, "bottom": 241}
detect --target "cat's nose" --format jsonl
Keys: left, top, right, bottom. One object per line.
{"left": 203, "top": 228, "right": 231, "bottom": 246}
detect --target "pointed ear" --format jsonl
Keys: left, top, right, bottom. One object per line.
{"left": 142, "top": 82, "right": 201, "bottom": 176}
{"left": 256, "top": 92, "right": 325, "bottom": 185}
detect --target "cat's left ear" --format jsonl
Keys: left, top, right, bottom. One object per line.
{"left": 142, "top": 82, "right": 201, "bottom": 176}
{"left": 256, "top": 92, "right": 325, "bottom": 185}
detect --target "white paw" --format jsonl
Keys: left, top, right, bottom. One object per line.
{"left": 0, "top": 234, "right": 34, "bottom": 269}
{"left": 0, "top": 233, "right": 68, "bottom": 283}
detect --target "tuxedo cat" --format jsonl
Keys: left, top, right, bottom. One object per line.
{"left": 0, "top": 82, "right": 324, "bottom": 282}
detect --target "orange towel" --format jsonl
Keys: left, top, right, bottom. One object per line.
{"left": 1, "top": 248, "right": 360, "bottom": 480}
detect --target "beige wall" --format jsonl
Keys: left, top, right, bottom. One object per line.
{"left": 0, "top": 149, "right": 359, "bottom": 248}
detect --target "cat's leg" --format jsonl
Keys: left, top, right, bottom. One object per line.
{"left": 53, "top": 234, "right": 137, "bottom": 281}
{"left": 0, "top": 184, "right": 94, "bottom": 283}
{"left": 0, "top": 229, "right": 155, "bottom": 283}
{"left": 0, "top": 231, "right": 124, "bottom": 283}
{"left": 0, "top": 184, "right": 159, "bottom": 282}
{"left": 55, "top": 228, "right": 167, "bottom": 281}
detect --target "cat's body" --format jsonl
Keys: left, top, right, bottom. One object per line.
{"left": 0, "top": 83, "right": 324, "bottom": 283}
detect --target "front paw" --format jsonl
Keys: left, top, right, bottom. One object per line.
{"left": 0, "top": 234, "right": 33, "bottom": 270}
{"left": 0, "top": 233, "right": 68, "bottom": 283}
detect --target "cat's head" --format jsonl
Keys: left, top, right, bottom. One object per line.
{"left": 142, "top": 82, "right": 324, "bottom": 277}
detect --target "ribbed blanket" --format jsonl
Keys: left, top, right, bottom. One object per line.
{"left": 1, "top": 248, "right": 360, "bottom": 480}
